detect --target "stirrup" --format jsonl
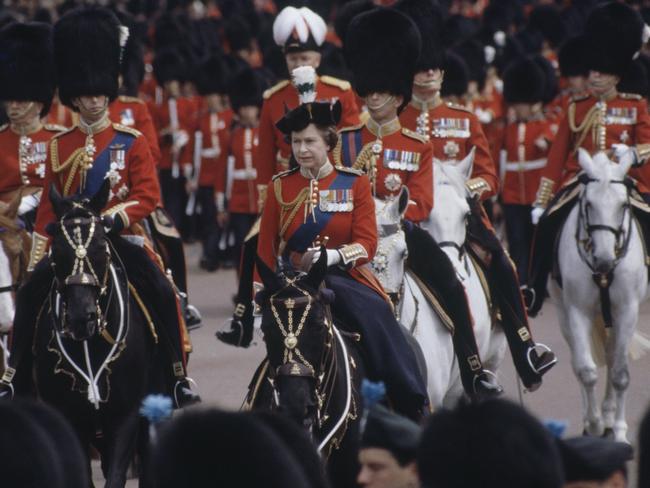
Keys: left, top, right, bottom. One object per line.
{"left": 0, "top": 381, "right": 14, "bottom": 399}
{"left": 185, "top": 304, "right": 202, "bottom": 331}
{"left": 521, "top": 286, "right": 536, "bottom": 312}
{"left": 173, "top": 377, "right": 200, "bottom": 408}
{"left": 472, "top": 370, "right": 503, "bottom": 396}
{"left": 527, "top": 343, "right": 557, "bottom": 375}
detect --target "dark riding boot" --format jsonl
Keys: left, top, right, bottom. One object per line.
{"left": 0, "top": 258, "right": 53, "bottom": 398}
{"left": 404, "top": 224, "right": 502, "bottom": 401}
{"left": 217, "top": 234, "right": 257, "bottom": 348}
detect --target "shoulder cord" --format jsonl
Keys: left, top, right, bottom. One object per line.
{"left": 274, "top": 178, "right": 310, "bottom": 237}
{"left": 569, "top": 103, "right": 602, "bottom": 154}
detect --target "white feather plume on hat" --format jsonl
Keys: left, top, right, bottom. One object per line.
{"left": 272, "top": 6, "right": 326, "bottom": 47}
{"left": 291, "top": 66, "right": 317, "bottom": 104}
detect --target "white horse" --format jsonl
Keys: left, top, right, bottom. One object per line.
{"left": 550, "top": 149, "right": 648, "bottom": 442}
{"left": 371, "top": 152, "right": 505, "bottom": 408}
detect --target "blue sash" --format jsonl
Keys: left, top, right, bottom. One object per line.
{"left": 285, "top": 172, "right": 356, "bottom": 253}
{"left": 340, "top": 129, "right": 363, "bottom": 168}
{"left": 79, "top": 131, "right": 135, "bottom": 198}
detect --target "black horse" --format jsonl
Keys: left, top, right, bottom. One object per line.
{"left": 249, "top": 250, "right": 365, "bottom": 488}
{"left": 25, "top": 182, "right": 165, "bottom": 487}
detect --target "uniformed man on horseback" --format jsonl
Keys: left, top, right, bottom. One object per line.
{"left": 0, "top": 6, "right": 199, "bottom": 407}
{"left": 528, "top": 2, "right": 650, "bottom": 316}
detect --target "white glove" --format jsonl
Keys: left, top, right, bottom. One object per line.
{"left": 311, "top": 249, "right": 342, "bottom": 267}
{"left": 475, "top": 108, "right": 493, "bottom": 124}
{"left": 612, "top": 143, "right": 637, "bottom": 167}
{"left": 18, "top": 192, "right": 41, "bottom": 216}
{"left": 531, "top": 206, "right": 545, "bottom": 225}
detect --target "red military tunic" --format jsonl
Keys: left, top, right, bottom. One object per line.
{"left": 196, "top": 108, "right": 232, "bottom": 189}
{"left": 33, "top": 122, "right": 160, "bottom": 257}
{"left": 148, "top": 96, "right": 198, "bottom": 171}
{"left": 332, "top": 117, "right": 433, "bottom": 222}
{"left": 257, "top": 163, "right": 382, "bottom": 294}
{"left": 496, "top": 115, "right": 555, "bottom": 205}
{"left": 400, "top": 96, "right": 499, "bottom": 201}
{"left": 536, "top": 91, "right": 650, "bottom": 205}
{"left": 109, "top": 95, "right": 161, "bottom": 165}
{"left": 256, "top": 76, "right": 361, "bottom": 185}
{"left": 225, "top": 125, "right": 260, "bottom": 215}
{"left": 0, "top": 123, "right": 64, "bottom": 198}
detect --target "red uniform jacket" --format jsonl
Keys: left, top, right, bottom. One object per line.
{"left": 257, "top": 164, "right": 381, "bottom": 294}
{"left": 496, "top": 116, "right": 555, "bottom": 205}
{"left": 110, "top": 96, "right": 161, "bottom": 165}
{"left": 148, "top": 96, "right": 198, "bottom": 171}
{"left": 256, "top": 76, "right": 361, "bottom": 185}
{"left": 400, "top": 98, "right": 498, "bottom": 201}
{"left": 196, "top": 108, "right": 232, "bottom": 189}
{"left": 541, "top": 92, "right": 650, "bottom": 196}
{"left": 225, "top": 125, "right": 260, "bottom": 215}
{"left": 333, "top": 118, "right": 433, "bottom": 222}
{"left": 0, "top": 123, "right": 64, "bottom": 197}
{"left": 34, "top": 123, "right": 160, "bottom": 244}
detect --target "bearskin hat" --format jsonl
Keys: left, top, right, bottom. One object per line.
{"left": 443, "top": 14, "right": 479, "bottom": 48}
{"left": 334, "top": 0, "right": 375, "bottom": 45}
{"left": 454, "top": 39, "right": 487, "bottom": 89}
{"left": 558, "top": 436, "right": 633, "bottom": 483}
{"left": 153, "top": 47, "right": 187, "bottom": 85}
{"left": 534, "top": 55, "right": 558, "bottom": 104}
{"left": 440, "top": 52, "right": 469, "bottom": 99}
{"left": 319, "top": 42, "right": 352, "bottom": 82}
{"left": 228, "top": 67, "right": 265, "bottom": 111}
{"left": 395, "top": 0, "right": 444, "bottom": 71}
{"left": 114, "top": 11, "right": 145, "bottom": 97}
{"left": 152, "top": 409, "right": 313, "bottom": 488}
{"left": 346, "top": 8, "right": 421, "bottom": 107}
{"left": 558, "top": 36, "right": 589, "bottom": 78}
{"left": 584, "top": 2, "right": 645, "bottom": 76}
{"left": 617, "top": 56, "right": 649, "bottom": 99}
{"left": 226, "top": 15, "right": 253, "bottom": 52}
{"left": 195, "top": 53, "right": 229, "bottom": 96}
{"left": 0, "top": 22, "right": 55, "bottom": 116}
{"left": 527, "top": 5, "right": 567, "bottom": 49}
{"left": 273, "top": 6, "right": 327, "bottom": 53}
{"left": 54, "top": 7, "right": 124, "bottom": 109}
{"left": 154, "top": 12, "right": 191, "bottom": 50}
{"left": 503, "top": 56, "right": 546, "bottom": 104}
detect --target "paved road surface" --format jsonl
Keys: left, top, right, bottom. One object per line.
{"left": 99, "top": 243, "right": 650, "bottom": 486}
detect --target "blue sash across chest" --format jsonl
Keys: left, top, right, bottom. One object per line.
{"left": 285, "top": 172, "right": 356, "bottom": 253}
{"left": 340, "top": 129, "right": 364, "bottom": 168}
{"left": 79, "top": 131, "right": 135, "bottom": 198}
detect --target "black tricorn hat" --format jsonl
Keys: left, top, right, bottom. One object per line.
{"left": 441, "top": 51, "right": 469, "bottom": 98}
{"left": 229, "top": 68, "right": 265, "bottom": 111}
{"left": 54, "top": 6, "right": 123, "bottom": 109}
{"left": 503, "top": 56, "right": 546, "bottom": 104}
{"left": 584, "top": 1, "right": 644, "bottom": 76}
{"left": 395, "top": 0, "right": 444, "bottom": 71}
{"left": 346, "top": 8, "right": 421, "bottom": 106}
{"left": 276, "top": 100, "right": 342, "bottom": 135}
{"left": 0, "top": 22, "right": 55, "bottom": 116}
{"left": 153, "top": 46, "right": 187, "bottom": 85}
{"left": 558, "top": 35, "right": 589, "bottom": 78}
{"left": 195, "top": 54, "right": 229, "bottom": 96}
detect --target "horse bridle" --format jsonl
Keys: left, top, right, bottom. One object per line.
{"left": 372, "top": 223, "right": 406, "bottom": 305}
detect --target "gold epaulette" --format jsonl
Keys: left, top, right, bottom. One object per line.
{"left": 271, "top": 166, "right": 299, "bottom": 181}
{"left": 569, "top": 93, "right": 590, "bottom": 103}
{"left": 118, "top": 95, "right": 144, "bottom": 104}
{"left": 319, "top": 75, "right": 351, "bottom": 91}
{"left": 619, "top": 92, "right": 643, "bottom": 101}
{"left": 401, "top": 127, "right": 429, "bottom": 143}
{"left": 335, "top": 166, "right": 362, "bottom": 176}
{"left": 263, "top": 80, "right": 290, "bottom": 100}
{"left": 0, "top": 124, "right": 7, "bottom": 132}
{"left": 112, "top": 123, "right": 141, "bottom": 137}
{"left": 43, "top": 123, "right": 67, "bottom": 132}
{"left": 445, "top": 102, "right": 472, "bottom": 113}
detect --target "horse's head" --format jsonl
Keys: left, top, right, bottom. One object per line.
{"left": 48, "top": 180, "right": 113, "bottom": 341}
{"left": 256, "top": 250, "right": 334, "bottom": 432}
{"left": 423, "top": 149, "right": 475, "bottom": 268}
{"left": 577, "top": 149, "right": 634, "bottom": 274}
{"left": 0, "top": 194, "right": 28, "bottom": 333}
{"left": 372, "top": 187, "right": 409, "bottom": 296}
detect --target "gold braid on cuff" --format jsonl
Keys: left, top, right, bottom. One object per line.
{"left": 338, "top": 243, "right": 368, "bottom": 267}
{"left": 28, "top": 232, "right": 49, "bottom": 271}
{"left": 635, "top": 144, "right": 650, "bottom": 164}
{"left": 533, "top": 177, "right": 555, "bottom": 208}
{"left": 466, "top": 177, "right": 490, "bottom": 198}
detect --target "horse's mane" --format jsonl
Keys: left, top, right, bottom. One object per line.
{"left": 435, "top": 161, "right": 469, "bottom": 198}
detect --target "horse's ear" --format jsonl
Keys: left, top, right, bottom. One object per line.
{"left": 397, "top": 185, "right": 410, "bottom": 217}
{"left": 4, "top": 189, "right": 22, "bottom": 219}
{"left": 49, "top": 182, "right": 66, "bottom": 218}
{"left": 457, "top": 146, "right": 475, "bottom": 180}
{"left": 615, "top": 148, "right": 635, "bottom": 178}
{"left": 577, "top": 148, "right": 596, "bottom": 177}
{"left": 255, "top": 255, "right": 282, "bottom": 292}
{"left": 304, "top": 245, "right": 328, "bottom": 290}
{"left": 89, "top": 179, "right": 111, "bottom": 215}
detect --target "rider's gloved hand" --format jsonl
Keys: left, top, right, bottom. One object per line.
{"left": 531, "top": 206, "right": 545, "bottom": 225}
{"left": 612, "top": 143, "right": 639, "bottom": 167}
{"left": 310, "top": 248, "right": 342, "bottom": 267}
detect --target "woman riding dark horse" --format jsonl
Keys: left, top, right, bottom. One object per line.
{"left": 254, "top": 88, "right": 428, "bottom": 420}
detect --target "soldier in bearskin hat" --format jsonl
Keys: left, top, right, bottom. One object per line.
{"left": 396, "top": 0, "right": 556, "bottom": 398}
{"left": 0, "top": 22, "right": 64, "bottom": 228}
{"left": 0, "top": 6, "right": 200, "bottom": 407}
{"left": 528, "top": 2, "right": 650, "bottom": 316}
